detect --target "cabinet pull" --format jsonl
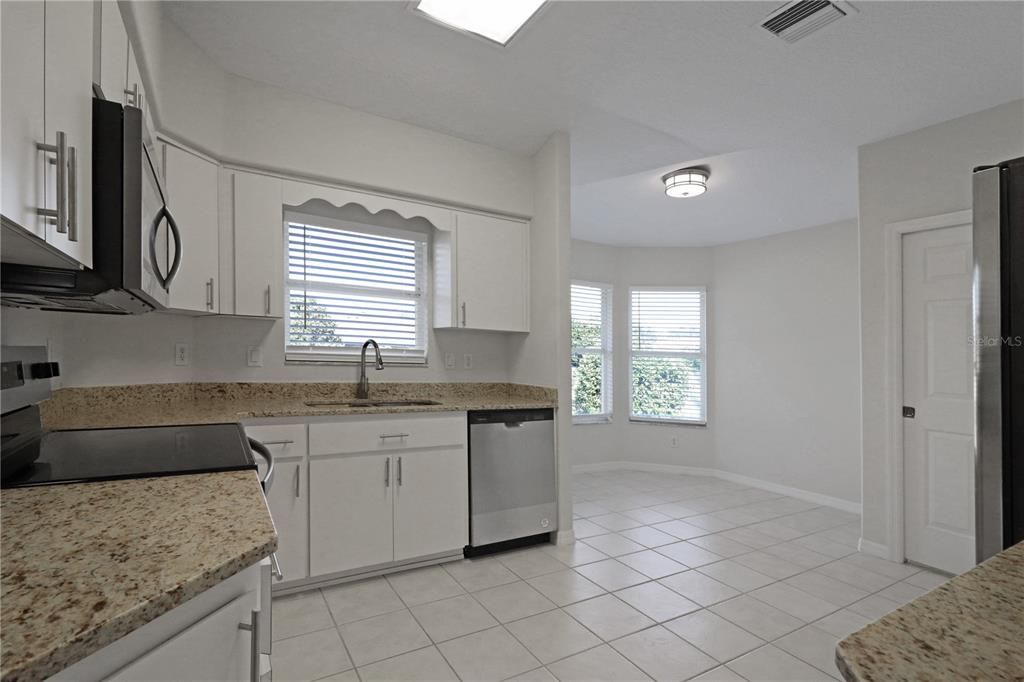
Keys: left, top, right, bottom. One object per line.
{"left": 461, "top": 302, "right": 467, "bottom": 327}
{"left": 384, "top": 457, "right": 390, "bottom": 487}
{"left": 67, "top": 147, "right": 78, "bottom": 241}
{"left": 36, "top": 131, "right": 67, "bottom": 232}
{"left": 124, "top": 82, "right": 139, "bottom": 107}
{"left": 270, "top": 552, "right": 284, "bottom": 581}
{"left": 379, "top": 433, "right": 409, "bottom": 440}
{"left": 264, "top": 285, "right": 271, "bottom": 315}
{"left": 206, "top": 277, "right": 215, "bottom": 310}
{"left": 397, "top": 456, "right": 403, "bottom": 486}
{"left": 260, "top": 439, "right": 294, "bottom": 446}
{"left": 294, "top": 464, "right": 300, "bottom": 498}
{"left": 238, "top": 609, "right": 260, "bottom": 682}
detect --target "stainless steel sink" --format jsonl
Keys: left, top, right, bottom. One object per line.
{"left": 304, "top": 399, "right": 443, "bottom": 408}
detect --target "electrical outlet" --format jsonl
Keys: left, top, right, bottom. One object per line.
{"left": 247, "top": 346, "right": 263, "bottom": 367}
{"left": 463, "top": 353, "right": 473, "bottom": 370}
{"left": 444, "top": 352, "right": 456, "bottom": 369}
{"left": 671, "top": 436, "right": 679, "bottom": 448}
{"left": 174, "top": 343, "right": 190, "bottom": 366}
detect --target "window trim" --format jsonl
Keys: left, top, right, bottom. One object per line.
{"left": 283, "top": 211, "right": 430, "bottom": 365}
{"left": 571, "top": 279, "right": 613, "bottom": 424}
{"left": 628, "top": 285, "right": 708, "bottom": 426}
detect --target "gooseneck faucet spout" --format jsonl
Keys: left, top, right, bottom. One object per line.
{"left": 357, "top": 339, "right": 384, "bottom": 399}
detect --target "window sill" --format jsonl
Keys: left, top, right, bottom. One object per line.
{"left": 629, "top": 417, "right": 707, "bottom": 428}
{"left": 573, "top": 415, "right": 613, "bottom": 425}
{"left": 285, "top": 354, "right": 428, "bottom": 367}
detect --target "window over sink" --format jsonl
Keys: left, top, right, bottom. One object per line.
{"left": 285, "top": 211, "right": 428, "bottom": 364}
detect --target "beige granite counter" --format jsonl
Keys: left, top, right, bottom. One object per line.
{"left": 40, "top": 382, "right": 558, "bottom": 430}
{"left": 0, "top": 471, "right": 277, "bottom": 682}
{"left": 835, "top": 541, "right": 1024, "bottom": 681}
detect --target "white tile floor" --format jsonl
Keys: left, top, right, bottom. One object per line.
{"left": 272, "top": 469, "right": 951, "bottom": 681}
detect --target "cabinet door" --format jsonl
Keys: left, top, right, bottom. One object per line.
{"left": 163, "top": 144, "right": 221, "bottom": 313}
{"left": 232, "top": 172, "right": 284, "bottom": 317}
{"left": 0, "top": 0, "right": 46, "bottom": 238}
{"left": 309, "top": 454, "right": 393, "bottom": 576}
{"left": 107, "top": 590, "right": 257, "bottom": 682}
{"left": 44, "top": 0, "right": 95, "bottom": 267}
{"left": 394, "top": 447, "right": 469, "bottom": 561}
{"left": 98, "top": 0, "right": 128, "bottom": 103}
{"left": 264, "top": 456, "right": 309, "bottom": 582}
{"left": 455, "top": 212, "right": 529, "bottom": 332}
{"left": 126, "top": 42, "right": 155, "bottom": 135}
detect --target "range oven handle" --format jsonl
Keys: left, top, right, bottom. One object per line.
{"left": 248, "top": 437, "right": 275, "bottom": 492}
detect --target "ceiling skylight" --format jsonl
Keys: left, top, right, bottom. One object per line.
{"left": 414, "top": 0, "right": 547, "bottom": 46}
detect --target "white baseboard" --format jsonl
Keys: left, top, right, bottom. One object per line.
{"left": 573, "top": 461, "right": 861, "bottom": 515}
{"left": 858, "top": 538, "right": 891, "bottom": 559}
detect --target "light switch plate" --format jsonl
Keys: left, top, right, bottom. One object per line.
{"left": 247, "top": 346, "right": 263, "bottom": 367}
{"left": 174, "top": 343, "right": 190, "bottom": 366}
{"left": 463, "top": 353, "right": 473, "bottom": 369}
{"left": 444, "top": 352, "right": 456, "bottom": 369}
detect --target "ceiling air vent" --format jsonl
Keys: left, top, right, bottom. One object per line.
{"left": 760, "top": 0, "right": 853, "bottom": 43}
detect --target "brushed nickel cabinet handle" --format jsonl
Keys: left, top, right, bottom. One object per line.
{"left": 270, "top": 552, "right": 284, "bottom": 581}
{"left": 67, "top": 147, "right": 78, "bottom": 241}
{"left": 264, "top": 285, "right": 271, "bottom": 315}
{"left": 238, "top": 609, "right": 260, "bottom": 682}
{"left": 294, "top": 464, "right": 300, "bottom": 498}
{"left": 207, "top": 278, "right": 215, "bottom": 310}
{"left": 36, "top": 131, "right": 67, "bottom": 231}
{"left": 379, "top": 433, "right": 409, "bottom": 440}
{"left": 124, "top": 82, "right": 139, "bottom": 107}
{"left": 461, "top": 302, "right": 467, "bottom": 327}
{"left": 397, "top": 456, "right": 403, "bottom": 486}
{"left": 384, "top": 457, "right": 390, "bottom": 487}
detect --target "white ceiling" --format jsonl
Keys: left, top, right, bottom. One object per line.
{"left": 163, "top": 1, "right": 1023, "bottom": 246}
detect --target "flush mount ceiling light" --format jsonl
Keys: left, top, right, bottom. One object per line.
{"left": 413, "top": 0, "right": 547, "bottom": 46}
{"left": 662, "top": 168, "right": 710, "bottom": 198}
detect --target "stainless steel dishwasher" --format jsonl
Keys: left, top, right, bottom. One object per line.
{"left": 468, "top": 408, "right": 557, "bottom": 552}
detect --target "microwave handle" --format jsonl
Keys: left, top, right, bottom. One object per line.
{"left": 149, "top": 206, "right": 183, "bottom": 290}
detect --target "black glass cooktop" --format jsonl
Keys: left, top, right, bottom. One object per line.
{"left": 1, "top": 422, "right": 256, "bottom": 488}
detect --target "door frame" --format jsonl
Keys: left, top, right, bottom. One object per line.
{"left": 881, "top": 209, "right": 972, "bottom": 563}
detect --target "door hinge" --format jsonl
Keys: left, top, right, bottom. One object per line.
{"left": 902, "top": 406, "right": 916, "bottom": 418}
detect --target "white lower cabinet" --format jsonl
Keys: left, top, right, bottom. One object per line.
{"left": 265, "top": 454, "right": 309, "bottom": 581}
{"left": 393, "top": 447, "right": 469, "bottom": 561}
{"left": 310, "top": 453, "right": 395, "bottom": 576}
{"left": 107, "top": 589, "right": 257, "bottom": 682}
{"left": 308, "top": 413, "right": 469, "bottom": 579}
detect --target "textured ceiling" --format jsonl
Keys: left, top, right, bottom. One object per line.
{"left": 164, "top": 1, "right": 1024, "bottom": 245}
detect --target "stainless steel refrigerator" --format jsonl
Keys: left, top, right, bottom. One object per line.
{"left": 973, "top": 156, "right": 1024, "bottom": 562}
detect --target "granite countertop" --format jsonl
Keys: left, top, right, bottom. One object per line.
{"left": 40, "top": 381, "right": 558, "bottom": 430}
{"left": 835, "top": 541, "right": 1024, "bottom": 681}
{"left": 0, "top": 471, "right": 277, "bottom": 682}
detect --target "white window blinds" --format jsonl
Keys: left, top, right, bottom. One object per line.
{"left": 630, "top": 287, "right": 706, "bottom": 424}
{"left": 286, "top": 216, "right": 428, "bottom": 363}
{"left": 571, "top": 282, "right": 612, "bottom": 420}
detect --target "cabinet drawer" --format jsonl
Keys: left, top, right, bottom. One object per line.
{"left": 244, "top": 424, "right": 308, "bottom": 458}
{"left": 309, "top": 413, "right": 466, "bottom": 456}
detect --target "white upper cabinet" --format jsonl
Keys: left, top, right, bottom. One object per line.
{"left": 1, "top": 1, "right": 46, "bottom": 240}
{"left": 2, "top": 0, "right": 94, "bottom": 267}
{"left": 435, "top": 211, "right": 530, "bottom": 332}
{"left": 231, "top": 171, "right": 284, "bottom": 318}
{"left": 98, "top": 0, "right": 129, "bottom": 104}
{"left": 44, "top": 1, "right": 95, "bottom": 268}
{"left": 163, "top": 143, "right": 220, "bottom": 313}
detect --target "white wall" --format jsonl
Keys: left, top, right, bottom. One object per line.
{"left": 858, "top": 99, "right": 1024, "bottom": 550}
{"left": 570, "top": 218, "right": 863, "bottom": 507}
{"left": 713, "top": 220, "right": 861, "bottom": 504}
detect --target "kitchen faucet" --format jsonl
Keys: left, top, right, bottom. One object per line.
{"left": 357, "top": 339, "right": 384, "bottom": 399}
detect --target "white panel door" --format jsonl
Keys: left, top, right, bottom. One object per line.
{"left": 107, "top": 590, "right": 256, "bottom": 682}
{"left": 309, "top": 453, "right": 394, "bottom": 576}
{"left": 163, "top": 144, "right": 221, "bottom": 313}
{"left": 1, "top": 0, "right": 46, "bottom": 237}
{"left": 393, "top": 447, "right": 469, "bottom": 561}
{"left": 232, "top": 171, "right": 284, "bottom": 317}
{"left": 44, "top": 0, "right": 95, "bottom": 267}
{"left": 903, "top": 224, "right": 975, "bottom": 574}
{"left": 98, "top": 0, "right": 128, "bottom": 103}
{"left": 264, "top": 455, "right": 309, "bottom": 582}
{"left": 455, "top": 212, "right": 529, "bottom": 332}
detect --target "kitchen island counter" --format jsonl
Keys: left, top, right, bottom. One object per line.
{"left": 0, "top": 470, "right": 276, "bottom": 682}
{"left": 835, "top": 541, "right": 1024, "bottom": 681}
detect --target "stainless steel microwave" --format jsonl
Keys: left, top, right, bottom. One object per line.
{"left": 1, "top": 98, "right": 180, "bottom": 314}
